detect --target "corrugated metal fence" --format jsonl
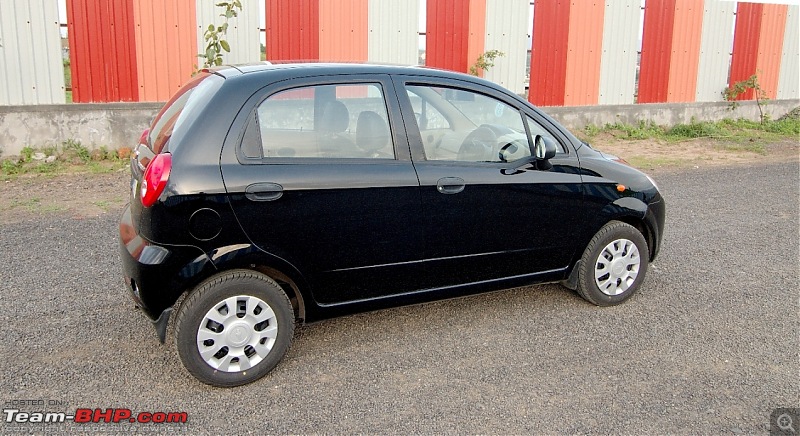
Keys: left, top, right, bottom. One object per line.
{"left": 0, "top": 0, "right": 798, "bottom": 105}
{"left": 0, "top": 0, "right": 65, "bottom": 105}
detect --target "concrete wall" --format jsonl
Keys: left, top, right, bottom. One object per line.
{"left": 543, "top": 99, "right": 800, "bottom": 132}
{"left": 0, "top": 103, "right": 162, "bottom": 156}
{"left": 1, "top": 100, "right": 798, "bottom": 157}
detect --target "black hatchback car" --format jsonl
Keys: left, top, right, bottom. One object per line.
{"left": 119, "top": 63, "right": 665, "bottom": 387}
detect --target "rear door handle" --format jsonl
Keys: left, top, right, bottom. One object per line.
{"left": 245, "top": 182, "right": 284, "bottom": 201}
{"left": 436, "top": 177, "right": 465, "bottom": 195}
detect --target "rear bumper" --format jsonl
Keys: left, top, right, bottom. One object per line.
{"left": 119, "top": 204, "right": 214, "bottom": 321}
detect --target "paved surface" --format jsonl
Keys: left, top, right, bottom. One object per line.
{"left": 1, "top": 162, "right": 797, "bottom": 434}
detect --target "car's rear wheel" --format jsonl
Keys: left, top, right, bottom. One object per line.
{"left": 174, "top": 270, "right": 294, "bottom": 387}
{"left": 575, "top": 221, "right": 648, "bottom": 306}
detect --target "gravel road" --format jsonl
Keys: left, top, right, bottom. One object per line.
{"left": 1, "top": 161, "right": 797, "bottom": 434}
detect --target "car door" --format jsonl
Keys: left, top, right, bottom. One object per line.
{"left": 393, "top": 77, "right": 585, "bottom": 288}
{"left": 220, "top": 76, "right": 424, "bottom": 305}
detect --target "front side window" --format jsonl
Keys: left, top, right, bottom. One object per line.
{"left": 525, "top": 115, "right": 565, "bottom": 154}
{"left": 249, "top": 83, "right": 395, "bottom": 159}
{"left": 405, "top": 85, "right": 531, "bottom": 163}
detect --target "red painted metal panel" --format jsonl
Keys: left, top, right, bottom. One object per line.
{"left": 729, "top": 3, "right": 762, "bottom": 100}
{"left": 638, "top": 0, "right": 677, "bottom": 103}
{"left": 528, "top": 0, "right": 571, "bottom": 106}
{"left": 466, "top": 0, "right": 486, "bottom": 75}
{"left": 67, "top": 0, "right": 139, "bottom": 102}
{"left": 319, "top": 0, "right": 368, "bottom": 62}
{"left": 665, "top": 0, "right": 703, "bottom": 102}
{"left": 426, "top": 0, "right": 470, "bottom": 73}
{"left": 132, "top": 0, "right": 197, "bottom": 102}
{"left": 266, "top": 0, "right": 319, "bottom": 60}
{"left": 755, "top": 4, "right": 788, "bottom": 99}
{"left": 563, "top": 0, "right": 605, "bottom": 106}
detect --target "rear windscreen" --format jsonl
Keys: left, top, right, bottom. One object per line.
{"left": 148, "top": 73, "right": 224, "bottom": 154}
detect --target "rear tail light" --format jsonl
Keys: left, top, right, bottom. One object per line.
{"left": 141, "top": 153, "right": 172, "bottom": 207}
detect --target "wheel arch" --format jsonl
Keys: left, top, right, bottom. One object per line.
{"left": 206, "top": 243, "right": 314, "bottom": 323}
{"left": 597, "top": 197, "right": 657, "bottom": 260}
{"left": 563, "top": 200, "right": 654, "bottom": 291}
{"left": 571, "top": 197, "right": 656, "bottom": 271}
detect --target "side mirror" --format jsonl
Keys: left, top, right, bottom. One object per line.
{"left": 533, "top": 135, "right": 557, "bottom": 160}
{"left": 501, "top": 135, "right": 558, "bottom": 172}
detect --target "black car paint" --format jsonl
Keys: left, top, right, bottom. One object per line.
{"left": 119, "top": 63, "right": 665, "bottom": 338}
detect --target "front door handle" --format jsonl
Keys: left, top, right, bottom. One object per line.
{"left": 436, "top": 177, "right": 465, "bottom": 195}
{"left": 245, "top": 182, "right": 284, "bottom": 201}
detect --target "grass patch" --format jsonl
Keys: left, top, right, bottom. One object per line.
{"left": 625, "top": 156, "right": 686, "bottom": 169}
{"left": 580, "top": 114, "right": 800, "bottom": 144}
{"left": 10, "top": 197, "right": 41, "bottom": 211}
{"left": 7, "top": 197, "right": 67, "bottom": 214}
{"left": 715, "top": 141, "right": 766, "bottom": 155}
{"left": 0, "top": 139, "right": 128, "bottom": 179}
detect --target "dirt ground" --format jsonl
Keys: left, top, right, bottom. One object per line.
{"left": 0, "top": 138, "right": 797, "bottom": 225}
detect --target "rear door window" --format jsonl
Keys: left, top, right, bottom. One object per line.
{"left": 246, "top": 83, "right": 395, "bottom": 159}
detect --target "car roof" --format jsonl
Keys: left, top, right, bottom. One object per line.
{"left": 208, "top": 62, "right": 494, "bottom": 86}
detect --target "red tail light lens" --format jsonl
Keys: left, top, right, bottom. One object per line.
{"left": 141, "top": 153, "right": 172, "bottom": 207}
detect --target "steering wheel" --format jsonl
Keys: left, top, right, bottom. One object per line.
{"left": 458, "top": 126, "right": 497, "bottom": 161}
{"left": 498, "top": 142, "right": 519, "bottom": 162}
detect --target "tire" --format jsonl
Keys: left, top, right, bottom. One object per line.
{"left": 174, "top": 270, "right": 294, "bottom": 387}
{"left": 575, "top": 221, "right": 649, "bottom": 306}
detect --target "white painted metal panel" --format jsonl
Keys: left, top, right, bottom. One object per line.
{"left": 0, "top": 0, "right": 65, "bottom": 105}
{"left": 777, "top": 5, "right": 799, "bottom": 99}
{"left": 598, "top": 0, "right": 640, "bottom": 105}
{"left": 695, "top": 1, "right": 736, "bottom": 102}
{"left": 483, "top": 0, "right": 529, "bottom": 95}
{"left": 196, "top": 0, "right": 261, "bottom": 65}
{"left": 368, "top": 0, "right": 419, "bottom": 65}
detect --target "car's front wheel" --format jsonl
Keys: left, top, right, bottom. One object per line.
{"left": 575, "top": 221, "right": 649, "bottom": 306}
{"left": 174, "top": 270, "right": 294, "bottom": 387}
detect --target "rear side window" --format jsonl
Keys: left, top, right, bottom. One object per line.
{"left": 149, "top": 73, "right": 224, "bottom": 153}
{"left": 247, "top": 83, "right": 395, "bottom": 159}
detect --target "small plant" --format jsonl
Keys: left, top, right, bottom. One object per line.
{"left": 469, "top": 50, "right": 505, "bottom": 76}
{"left": 583, "top": 124, "right": 602, "bottom": 138}
{"left": 32, "top": 161, "right": 60, "bottom": 174}
{"left": 723, "top": 73, "right": 769, "bottom": 124}
{"left": 20, "top": 146, "right": 35, "bottom": 162}
{"left": 666, "top": 118, "right": 727, "bottom": 139}
{"left": 1, "top": 159, "right": 20, "bottom": 175}
{"left": 199, "top": 0, "right": 243, "bottom": 68}
{"left": 43, "top": 145, "right": 58, "bottom": 157}
{"left": 63, "top": 139, "right": 90, "bottom": 162}
{"left": 605, "top": 120, "right": 665, "bottom": 140}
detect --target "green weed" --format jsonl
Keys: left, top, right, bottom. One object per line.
{"left": 584, "top": 113, "right": 799, "bottom": 144}
{"left": 63, "top": 139, "right": 90, "bottom": 162}
{"left": 20, "top": 146, "right": 35, "bottom": 162}
{"left": 1, "top": 160, "right": 21, "bottom": 175}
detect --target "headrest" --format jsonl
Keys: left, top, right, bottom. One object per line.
{"left": 318, "top": 101, "right": 349, "bottom": 133}
{"left": 356, "top": 111, "right": 389, "bottom": 152}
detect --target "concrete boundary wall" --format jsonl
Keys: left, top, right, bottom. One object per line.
{"left": 543, "top": 99, "right": 800, "bottom": 133}
{"left": 0, "top": 103, "right": 163, "bottom": 157}
{"left": 1, "top": 100, "right": 798, "bottom": 157}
